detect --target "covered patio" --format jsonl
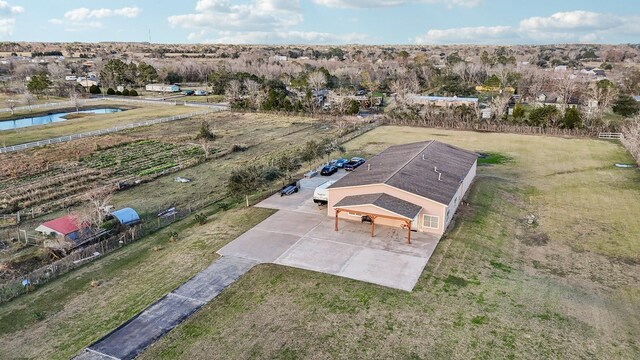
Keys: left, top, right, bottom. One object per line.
{"left": 333, "top": 193, "right": 422, "bottom": 244}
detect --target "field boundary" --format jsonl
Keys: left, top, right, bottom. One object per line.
{"left": 0, "top": 98, "right": 101, "bottom": 114}
{"left": 0, "top": 110, "right": 218, "bottom": 154}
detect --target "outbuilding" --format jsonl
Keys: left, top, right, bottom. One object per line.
{"left": 145, "top": 84, "right": 180, "bottom": 93}
{"left": 35, "top": 215, "right": 83, "bottom": 240}
{"left": 327, "top": 140, "right": 477, "bottom": 243}
{"left": 110, "top": 207, "right": 140, "bottom": 226}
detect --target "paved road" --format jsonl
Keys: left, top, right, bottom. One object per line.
{"left": 73, "top": 256, "right": 257, "bottom": 360}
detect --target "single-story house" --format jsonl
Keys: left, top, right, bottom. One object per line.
{"left": 111, "top": 207, "right": 140, "bottom": 226}
{"left": 35, "top": 215, "right": 82, "bottom": 240}
{"left": 410, "top": 95, "right": 479, "bottom": 108}
{"left": 146, "top": 84, "right": 180, "bottom": 93}
{"left": 327, "top": 140, "right": 477, "bottom": 243}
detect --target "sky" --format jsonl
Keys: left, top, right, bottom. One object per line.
{"left": 1, "top": 0, "right": 639, "bottom": 45}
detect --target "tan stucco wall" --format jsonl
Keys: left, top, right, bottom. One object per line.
{"left": 327, "top": 184, "right": 446, "bottom": 235}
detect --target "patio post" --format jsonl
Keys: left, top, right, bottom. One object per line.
{"left": 406, "top": 220, "right": 412, "bottom": 244}
{"left": 335, "top": 209, "right": 340, "bottom": 231}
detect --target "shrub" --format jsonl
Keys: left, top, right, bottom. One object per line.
{"left": 89, "top": 85, "right": 101, "bottom": 94}
{"left": 527, "top": 105, "right": 559, "bottom": 127}
{"left": 106, "top": 88, "right": 116, "bottom": 95}
{"left": 129, "top": 89, "right": 138, "bottom": 96}
{"left": 346, "top": 99, "right": 359, "bottom": 115}
{"left": 195, "top": 121, "right": 216, "bottom": 140}
{"left": 122, "top": 89, "right": 130, "bottom": 96}
{"left": 612, "top": 95, "right": 640, "bottom": 118}
{"left": 231, "top": 144, "right": 248, "bottom": 152}
{"left": 194, "top": 213, "right": 207, "bottom": 225}
{"left": 115, "top": 90, "right": 123, "bottom": 96}
{"left": 561, "top": 107, "right": 583, "bottom": 129}
{"left": 512, "top": 104, "right": 525, "bottom": 119}
{"left": 261, "top": 166, "right": 283, "bottom": 182}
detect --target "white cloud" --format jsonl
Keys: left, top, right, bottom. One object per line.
{"left": 208, "top": 30, "right": 368, "bottom": 44}
{"left": 414, "top": 10, "right": 640, "bottom": 44}
{"left": 0, "top": 1, "right": 22, "bottom": 38}
{"left": 63, "top": 7, "right": 142, "bottom": 22}
{"left": 313, "top": 0, "right": 481, "bottom": 9}
{"left": 169, "top": 0, "right": 302, "bottom": 31}
{"left": 414, "top": 25, "right": 513, "bottom": 44}
{"left": 172, "top": 0, "right": 366, "bottom": 44}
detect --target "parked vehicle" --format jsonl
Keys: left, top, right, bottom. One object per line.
{"left": 182, "top": 90, "right": 195, "bottom": 96}
{"left": 280, "top": 179, "right": 301, "bottom": 196}
{"left": 313, "top": 180, "right": 336, "bottom": 205}
{"left": 333, "top": 158, "right": 348, "bottom": 168}
{"left": 320, "top": 165, "right": 338, "bottom": 176}
{"left": 194, "top": 90, "right": 207, "bottom": 96}
{"left": 344, "top": 157, "right": 365, "bottom": 171}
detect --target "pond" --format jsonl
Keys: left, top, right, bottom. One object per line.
{"left": 0, "top": 108, "right": 123, "bottom": 131}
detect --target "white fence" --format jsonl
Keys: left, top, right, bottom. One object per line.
{"left": 598, "top": 132, "right": 623, "bottom": 139}
{"left": 0, "top": 98, "right": 101, "bottom": 114}
{"left": 0, "top": 110, "right": 219, "bottom": 154}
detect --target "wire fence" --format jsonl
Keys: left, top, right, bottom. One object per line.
{"left": 0, "top": 196, "right": 227, "bottom": 304}
{"left": 0, "top": 98, "right": 101, "bottom": 114}
{"left": 0, "top": 110, "right": 217, "bottom": 154}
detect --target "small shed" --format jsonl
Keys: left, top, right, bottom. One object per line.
{"left": 111, "top": 208, "right": 140, "bottom": 226}
{"left": 35, "top": 215, "right": 81, "bottom": 240}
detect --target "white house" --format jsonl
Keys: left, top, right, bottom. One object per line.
{"left": 146, "top": 84, "right": 180, "bottom": 93}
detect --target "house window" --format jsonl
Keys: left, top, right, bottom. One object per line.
{"left": 347, "top": 212, "right": 360, "bottom": 217}
{"left": 423, "top": 215, "right": 439, "bottom": 229}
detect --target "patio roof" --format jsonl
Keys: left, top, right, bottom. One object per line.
{"left": 334, "top": 193, "right": 422, "bottom": 220}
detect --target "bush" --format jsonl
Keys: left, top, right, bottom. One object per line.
{"left": 115, "top": 90, "right": 122, "bottom": 96}
{"left": 345, "top": 99, "right": 359, "bottom": 115}
{"left": 129, "top": 89, "right": 138, "bottom": 96}
{"left": 194, "top": 213, "right": 207, "bottom": 225}
{"left": 122, "top": 89, "right": 130, "bottom": 96}
{"left": 561, "top": 107, "right": 583, "bottom": 129}
{"left": 612, "top": 95, "right": 640, "bottom": 118}
{"left": 527, "top": 105, "right": 559, "bottom": 127}
{"left": 195, "top": 121, "right": 216, "bottom": 140}
{"left": 261, "top": 166, "right": 283, "bottom": 182}
{"left": 89, "top": 85, "right": 102, "bottom": 94}
{"left": 106, "top": 88, "right": 115, "bottom": 95}
{"left": 231, "top": 144, "right": 248, "bottom": 152}
{"left": 512, "top": 104, "right": 525, "bottom": 119}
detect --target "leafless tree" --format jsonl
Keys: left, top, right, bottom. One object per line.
{"left": 621, "top": 115, "right": 640, "bottom": 165}
{"left": 489, "top": 95, "right": 510, "bottom": 122}
{"left": 554, "top": 72, "right": 578, "bottom": 112}
{"left": 308, "top": 71, "right": 327, "bottom": 93}
{"left": 225, "top": 79, "right": 242, "bottom": 104}
{"left": 5, "top": 100, "right": 18, "bottom": 115}
{"left": 244, "top": 79, "right": 261, "bottom": 108}
{"left": 82, "top": 187, "right": 114, "bottom": 229}
{"left": 22, "top": 92, "right": 36, "bottom": 112}
{"left": 69, "top": 91, "right": 82, "bottom": 112}
{"left": 520, "top": 68, "right": 547, "bottom": 103}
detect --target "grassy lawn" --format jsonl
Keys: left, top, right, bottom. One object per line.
{"left": 137, "top": 126, "right": 640, "bottom": 359}
{"left": 0, "top": 205, "right": 276, "bottom": 360}
{"left": 0, "top": 103, "right": 201, "bottom": 146}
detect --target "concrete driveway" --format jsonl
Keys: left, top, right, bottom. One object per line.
{"left": 217, "top": 170, "right": 441, "bottom": 291}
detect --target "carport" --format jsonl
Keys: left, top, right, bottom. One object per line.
{"left": 333, "top": 193, "right": 422, "bottom": 244}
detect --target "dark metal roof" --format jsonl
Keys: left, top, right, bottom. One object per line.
{"left": 329, "top": 140, "right": 477, "bottom": 205}
{"left": 334, "top": 193, "right": 422, "bottom": 219}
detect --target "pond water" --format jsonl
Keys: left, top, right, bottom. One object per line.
{"left": 0, "top": 108, "right": 123, "bottom": 131}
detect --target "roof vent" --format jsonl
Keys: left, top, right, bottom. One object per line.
{"left": 422, "top": 154, "right": 426, "bottom": 160}
{"left": 434, "top": 166, "right": 442, "bottom": 181}
{"left": 367, "top": 164, "right": 371, "bottom": 171}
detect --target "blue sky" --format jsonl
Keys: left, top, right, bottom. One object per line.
{"left": 1, "top": 0, "right": 639, "bottom": 44}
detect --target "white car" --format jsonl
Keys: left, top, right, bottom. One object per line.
{"left": 313, "top": 180, "right": 336, "bottom": 205}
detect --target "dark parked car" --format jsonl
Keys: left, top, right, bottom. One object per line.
{"left": 280, "top": 179, "right": 301, "bottom": 196}
{"left": 344, "top": 157, "right": 365, "bottom": 171}
{"left": 320, "top": 165, "right": 338, "bottom": 176}
{"left": 182, "top": 90, "right": 195, "bottom": 95}
{"left": 332, "top": 158, "right": 348, "bottom": 168}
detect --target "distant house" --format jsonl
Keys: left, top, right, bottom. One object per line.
{"left": 65, "top": 75, "right": 77, "bottom": 81}
{"left": 146, "top": 84, "right": 180, "bottom": 93}
{"left": 327, "top": 141, "right": 477, "bottom": 241}
{"left": 581, "top": 67, "right": 606, "bottom": 77}
{"left": 35, "top": 215, "right": 84, "bottom": 241}
{"left": 410, "top": 95, "right": 479, "bottom": 108}
{"left": 554, "top": 65, "right": 568, "bottom": 71}
{"left": 77, "top": 77, "right": 99, "bottom": 87}
{"left": 270, "top": 55, "right": 288, "bottom": 62}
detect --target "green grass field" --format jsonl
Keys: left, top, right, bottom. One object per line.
{"left": 1, "top": 125, "right": 638, "bottom": 359}
{"left": 137, "top": 126, "right": 640, "bottom": 359}
{"left": 0, "top": 103, "right": 200, "bottom": 146}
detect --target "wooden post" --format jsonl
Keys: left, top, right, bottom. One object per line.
{"left": 370, "top": 219, "right": 374, "bottom": 237}
{"left": 406, "top": 220, "right": 412, "bottom": 244}
{"left": 335, "top": 209, "right": 340, "bottom": 231}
